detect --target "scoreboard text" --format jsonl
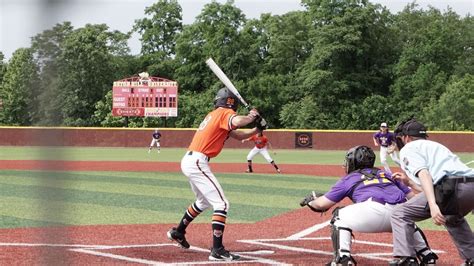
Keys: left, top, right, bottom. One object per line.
{"left": 112, "top": 74, "right": 178, "bottom": 117}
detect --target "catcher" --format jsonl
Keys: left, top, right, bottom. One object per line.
{"left": 300, "top": 145, "right": 437, "bottom": 266}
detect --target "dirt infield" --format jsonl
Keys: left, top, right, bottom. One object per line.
{"left": 0, "top": 160, "right": 347, "bottom": 176}
{"left": 0, "top": 160, "right": 463, "bottom": 265}
{"left": 0, "top": 208, "right": 462, "bottom": 265}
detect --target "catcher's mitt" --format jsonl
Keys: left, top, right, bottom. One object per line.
{"left": 387, "top": 144, "right": 397, "bottom": 154}
{"left": 299, "top": 191, "right": 326, "bottom": 212}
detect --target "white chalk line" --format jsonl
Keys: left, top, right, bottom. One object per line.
{"left": 286, "top": 220, "right": 331, "bottom": 240}
{"left": 0, "top": 242, "right": 281, "bottom": 265}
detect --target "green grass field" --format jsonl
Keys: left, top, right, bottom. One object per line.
{"left": 0, "top": 146, "right": 472, "bottom": 230}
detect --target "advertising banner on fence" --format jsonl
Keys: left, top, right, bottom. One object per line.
{"left": 295, "top": 132, "right": 313, "bottom": 148}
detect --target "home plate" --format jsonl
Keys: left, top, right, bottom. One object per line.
{"left": 238, "top": 250, "right": 275, "bottom": 255}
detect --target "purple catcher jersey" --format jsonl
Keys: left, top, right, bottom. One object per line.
{"left": 373, "top": 131, "right": 396, "bottom": 147}
{"left": 325, "top": 168, "right": 410, "bottom": 204}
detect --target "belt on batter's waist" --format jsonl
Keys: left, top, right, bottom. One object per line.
{"left": 187, "top": 151, "right": 210, "bottom": 162}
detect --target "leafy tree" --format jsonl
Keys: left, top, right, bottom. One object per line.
{"left": 295, "top": 0, "right": 398, "bottom": 128}
{"left": 134, "top": 0, "right": 182, "bottom": 57}
{"left": 422, "top": 75, "right": 474, "bottom": 131}
{"left": 174, "top": 0, "right": 248, "bottom": 92}
{"left": 390, "top": 5, "right": 469, "bottom": 120}
{"left": 30, "top": 22, "right": 74, "bottom": 125}
{"left": 57, "top": 24, "right": 128, "bottom": 126}
{"left": 279, "top": 95, "right": 330, "bottom": 129}
{"left": 175, "top": 89, "right": 215, "bottom": 127}
{"left": 133, "top": 0, "right": 182, "bottom": 78}
{"left": 340, "top": 95, "right": 398, "bottom": 129}
{"left": 92, "top": 90, "right": 125, "bottom": 127}
{"left": 0, "top": 52, "right": 7, "bottom": 85}
{"left": 0, "top": 48, "right": 40, "bottom": 125}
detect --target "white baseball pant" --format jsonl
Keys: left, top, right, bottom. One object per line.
{"left": 150, "top": 138, "right": 160, "bottom": 148}
{"left": 247, "top": 147, "right": 273, "bottom": 162}
{"left": 181, "top": 151, "right": 229, "bottom": 212}
{"left": 380, "top": 146, "right": 400, "bottom": 173}
{"left": 334, "top": 198, "right": 430, "bottom": 257}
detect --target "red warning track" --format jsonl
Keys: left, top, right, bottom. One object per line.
{"left": 0, "top": 160, "right": 462, "bottom": 265}
{"left": 0, "top": 160, "right": 346, "bottom": 176}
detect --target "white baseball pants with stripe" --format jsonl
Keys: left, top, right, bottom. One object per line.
{"left": 181, "top": 151, "right": 229, "bottom": 212}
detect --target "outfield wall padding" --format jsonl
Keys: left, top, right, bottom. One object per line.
{"left": 0, "top": 128, "right": 472, "bottom": 152}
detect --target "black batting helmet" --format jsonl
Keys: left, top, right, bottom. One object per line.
{"left": 344, "top": 145, "right": 376, "bottom": 174}
{"left": 214, "top": 87, "right": 239, "bottom": 111}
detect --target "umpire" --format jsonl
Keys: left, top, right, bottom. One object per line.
{"left": 389, "top": 118, "right": 474, "bottom": 266}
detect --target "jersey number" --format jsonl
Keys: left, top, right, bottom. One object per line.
{"left": 361, "top": 174, "right": 391, "bottom": 185}
{"left": 198, "top": 116, "right": 212, "bottom": 131}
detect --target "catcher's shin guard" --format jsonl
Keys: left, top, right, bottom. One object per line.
{"left": 414, "top": 225, "right": 437, "bottom": 265}
{"left": 328, "top": 207, "right": 356, "bottom": 266}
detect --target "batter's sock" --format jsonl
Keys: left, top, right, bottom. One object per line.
{"left": 212, "top": 210, "right": 227, "bottom": 249}
{"left": 247, "top": 160, "right": 253, "bottom": 172}
{"left": 271, "top": 161, "right": 280, "bottom": 171}
{"left": 177, "top": 203, "right": 202, "bottom": 233}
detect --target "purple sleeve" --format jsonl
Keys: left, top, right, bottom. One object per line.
{"left": 324, "top": 178, "right": 350, "bottom": 203}
{"left": 396, "top": 180, "right": 411, "bottom": 195}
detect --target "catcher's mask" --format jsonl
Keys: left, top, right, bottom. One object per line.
{"left": 344, "top": 145, "right": 376, "bottom": 174}
{"left": 394, "top": 117, "right": 428, "bottom": 150}
{"left": 214, "top": 87, "right": 239, "bottom": 111}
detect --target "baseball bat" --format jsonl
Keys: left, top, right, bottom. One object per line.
{"left": 205, "top": 58, "right": 250, "bottom": 109}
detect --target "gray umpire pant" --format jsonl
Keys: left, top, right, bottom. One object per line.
{"left": 391, "top": 180, "right": 474, "bottom": 259}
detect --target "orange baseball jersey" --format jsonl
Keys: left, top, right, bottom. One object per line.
{"left": 250, "top": 134, "right": 268, "bottom": 149}
{"left": 188, "top": 107, "right": 237, "bottom": 158}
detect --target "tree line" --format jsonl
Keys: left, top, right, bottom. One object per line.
{"left": 0, "top": 0, "right": 472, "bottom": 130}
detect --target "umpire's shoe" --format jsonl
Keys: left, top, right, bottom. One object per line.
{"left": 167, "top": 227, "right": 190, "bottom": 249}
{"left": 209, "top": 246, "right": 241, "bottom": 261}
{"left": 389, "top": 257, "right": 419, "bottom": 266}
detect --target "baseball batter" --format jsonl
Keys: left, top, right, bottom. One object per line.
{"left": 373, "top": 122, "right": 400, "bottom": 173}
{"left": 300, "top": 145, "right": 437, "bottom": 266}
{"left": 389, "top": 118, "right": 474, "bottom": 266}
{"left": 148, "top": 129, "right": 161, "bottom": 153}
{"left": 242, "top": 132, "right": 281, "bottom": 173}
{"left": 167, "top": 88, "right": 265, "bottom": 261}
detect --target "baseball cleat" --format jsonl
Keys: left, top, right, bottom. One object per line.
{"left": 245, "top": 169, "right": 253, "bottom": 173}
{"left": 167, "top": 227, "right": 190, "bottom": 249}
{"left": 277, "top": 169, "right": 281, "bottom": 174}
{"left": 209, "top": 246, "right": 240, "bottom": 261}
{"left": 462, "top": 259, "right": 473, "bottom": 266}
{"left": 389, "top": 257, "right": 419, "bottom": 266}
{"left": 418, "top": 251, "right": 438, "bottom": 266}
{"left": 325, "top": 255, "right": 357, "bottom": 266}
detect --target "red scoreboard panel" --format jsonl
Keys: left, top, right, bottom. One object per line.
{"left": 112, "top": 73, "right": 178, "bottom": 117}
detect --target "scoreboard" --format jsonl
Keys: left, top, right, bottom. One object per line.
{"left": 112, "top": 73, "right": 178, "bottom": 117}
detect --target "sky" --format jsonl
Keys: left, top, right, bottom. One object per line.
{"left": 1, "top": 0, "right": 472, "bottom": 60}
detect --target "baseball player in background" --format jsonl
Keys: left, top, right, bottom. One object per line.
{"left": 300, "top": 145, "right": 437, "bottom": 266}
{"left": 242, "top": 132, "right": 281, "bottom": 173}
{"left": 167, "top": 87, "right": 266, "bottom": 261}
{"left": 389, "top": 118, "right": 474, "bottom": 266}
{"left": 373, "top": 122, "right": 400, "bottom": 173}
{"left": 148, "top": 129, "right": 161, "bottom": 153}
